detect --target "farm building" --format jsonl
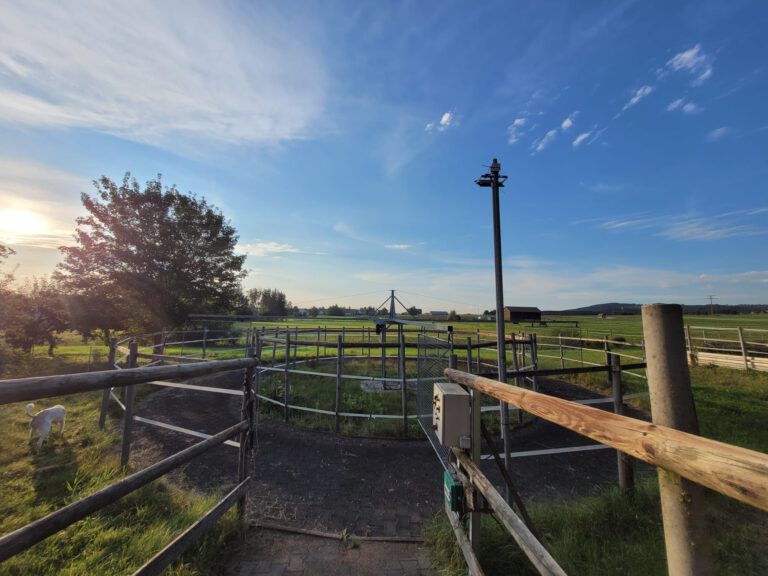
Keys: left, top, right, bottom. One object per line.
{"left": 503, "top": 306, "right": 541, "bottom": 323}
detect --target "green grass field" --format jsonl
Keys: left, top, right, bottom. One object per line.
{"left": 0, "top": 357, "right": 240, "bottom": 575}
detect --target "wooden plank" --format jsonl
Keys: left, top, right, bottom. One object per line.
{"left": 444, "top": 368, "right": 768, "bottom": 512}
{"left": 0, "top": 420, "right": 248, "bottom": 562}
{"left": 444, "top": 501, "right": 486, "bottom": 576}
{"left": 132, "top": 478, "right": 250, "bottom": 576}
{"left": 454, "top": 450, "right": 567, "bottom": 576}
{"left": 0, "top": 358, "right": 257, "bottom": 405}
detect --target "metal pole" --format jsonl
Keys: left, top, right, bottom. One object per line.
{"left": 642, "top": 304, "right": 712, "bottom": 576}
{"left": 478, "top": 158, "right": 511, "bottom": 501}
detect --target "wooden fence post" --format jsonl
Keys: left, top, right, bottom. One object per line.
{"left": 466, "top": 337, "right": 473, "bottom": 374}
{"left": 121, "top": 340, "right": 138, "bottom": 467}
{"left": 531, "top": 333, "right": 539, "bottom": 392}
{"left": 380, "top": 326, "right": 387, "bottom": 378}
{"left": 99, "top": 338, "right": 117, "bottom": 430}
{"left": 611, "top": 354, "right": 634, "bottom": 492}
{"left": 335, "top": 335, "right": 342, "bottom": 433}
{"left": 737, "top": 327, "right": 749, "bottom": 370}
{"left": 467, "top": 347, "right": 482, "bottom": 553}
{"left": 254, "top": 333, "right": 262, "bottom": 413}
{"left": 559, "top": 335, "right": 565, "bottom": 369}
{"left": 642, "top": 304, "right": 712, "bottom": 576}
{"left": 316, "top": 327, "right": 321, "bottom": 360}
{"left": 604, "top": 336, "right": 611, "bottom": 388}
{"left": 284, "top": 332, "right": 290, "bottom": 422}
{"left": 685, "top": 325, "right": 696, "bottom": 365}
{"left": 237, "top": 358, "right": 255, "bottom": 523}
{"left": 202, "top": 327, "right": 208, "bottom": 359}
{"left": 400, "top": 327, "right": 407, "bottom": 437}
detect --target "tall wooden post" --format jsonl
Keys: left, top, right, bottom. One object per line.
{"left": 121, "top": 340, "right": 138, "bottom": 467}
{"left": 737, "top": 327, "right": 749, "bottom": 370}
{"left": 611, "top": 354, "right": 634, "bottom": 491}
{"left": 335, "top": 335, "right": 342, "bottom": 432}
{"left": 685, "top": 325, "right": 696, "bottom": 365}
{"left": 380, "top": 326, "right": 387, "bottom": 378}
{"left": 642, "top": 304, "right": 712, "bottom": 576}
{"left": 283, "top": 332, "right": 290, "bottom": 422}
{"left": 237, "top": 359, "right": 255, "bottom": 522}
{"left": 99, "top": 338, "right": 117, "bottom": 430}
{"left": 400, "top": 327, "right": 408, "bottom": 437}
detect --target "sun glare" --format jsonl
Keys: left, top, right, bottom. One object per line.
{"left": 0, "top": 209, "right": 47, "bottom": 242}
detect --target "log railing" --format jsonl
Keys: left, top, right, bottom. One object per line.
{"left": 0, "top": 357, "right": 256, "bottom": 573}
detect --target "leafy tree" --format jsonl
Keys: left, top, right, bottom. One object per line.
{"left": 326, "top": 304, "right": 344, "bottom": 316}
{"left": 0, "top": 243, "right": 14, "bottom": 293}
{"left": 360, "top": 306, "right": 376, "bottom": 316}
{"left": 448, "top": 310, "right": 459, "bottom": 321}
{"left": 247, "top": 288, "right": 288, "bottom": 316}
{"left": 55, "top": 174, "right": 246, "bottom": 332}
{"left": 308, "top": 306, "right": 319, "bottom": 318}
{"left": 407, "top": 306, "right": 422, "bottom": 317}
{"left": 3, "top": 277, "right": 68, "bottom": 354}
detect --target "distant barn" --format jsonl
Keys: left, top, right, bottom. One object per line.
{"left": 503, "top": 306, "right": 541, "bottom": 324}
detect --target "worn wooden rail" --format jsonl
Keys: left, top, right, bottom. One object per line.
{"left": 444, "top": 368, "right": 768, "bottom": 512}
{"left": 0, "top": 357, "right": 256, "bottom": 570}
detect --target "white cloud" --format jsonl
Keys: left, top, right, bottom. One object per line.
{"left": 237, "top": 242, "right": 303, "bottom": 257}
{"left": 532, "top": 129, "right": 558, "bottom": 153}
{"left": 587, "top": 208, "right": 767, "bottom": 241}
{"left": 425, "top": 110, "right": 458, "bottom": 133}
{"left": 664, "top": 44, "right": 713, "bottom": 85}
{"left": 0, "top": 157, "right": 87, "bottom": 249}
{"left": 621, "top": 85, "right": 654, "bottom": 111}
{"left": 561, "top": 111, "right": 578, "bottom": 131}
{"left": 385, "top": 244, "right": 412, "bottom": 250}
{"left": 572, "top": 132, "right": 591, "bottom": 148}
{"left": 706, "top": 127, "right": 730, "bottom": 142}
{"left": 667, "top": 98, "right": 702, "bottom": 114}
{"left": 507, "top": 117, "right": 528, "bottom": 144}
{"left": 0, "top": 1, "right": 327, "bottom": 150}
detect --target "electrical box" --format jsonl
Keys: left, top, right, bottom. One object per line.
{"left": 444, "top": 469, "right": 465, "bottom": 513}
{"left": 433, "top": 382, "right": 470, "bottom": 448}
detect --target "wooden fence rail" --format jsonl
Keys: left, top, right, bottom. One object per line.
{"left": 0, "top": 357, "right": 257, "bottom": 570}
{"left": 444, "top": 368, "right": 768, "bottom": 512}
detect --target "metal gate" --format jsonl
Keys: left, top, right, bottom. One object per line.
{"left": 416, "top": 334, "right": 453, "bottom": 468}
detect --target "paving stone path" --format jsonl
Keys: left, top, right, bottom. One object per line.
{"left": 132, "top": 371, "right": 651, "bottom": 575}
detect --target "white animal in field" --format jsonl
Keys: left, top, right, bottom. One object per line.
{"left": 25, "top": 403, "right": 66, "bottom": 449}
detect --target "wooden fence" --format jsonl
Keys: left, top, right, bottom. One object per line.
{"left": 686, "top": 325, "right": 768, "bottom": 371}
{"left": 441, "top": 305, "right": 768, "bottom": 576}
{"left": 0, "top": 357, "right": 256, "bottom": 573}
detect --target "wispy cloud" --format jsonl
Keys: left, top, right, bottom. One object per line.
{"left": 0, "top": 1, "right": 327, "bottom": 150}
{"left": 532, "top": 129, "right": 558, "bottom": 153}
{"left": 238, "top": 242, "right": 321, "bottom": 258}
{"left": 507, "top": 117, "right": 529, "bottom": 144}
{"left": 385, "top": 243, "right": 412, "bottom": 250}
{"left": 667, "top": 98, "right": 703, "bottom": 114}
{"left": 706, "top": 127, "right": 731, "bottom": 142}
{"left": 560, "top": 111, "right": 578, "bottom": 131}
{"left": 572, "top": 132, "right": 591, "bottom": 147}
{"left": 0, "top": 157, "right": 87, "bottom": 248}
{"left": 621, "top": 85, "right": 654, "bottom": 112}
{"left": 425, "top": 111, "right": 458, "bottom": 133}
{"left": 662, "top": 44, "right": 713, "bottom": 85}
{"left": 585, "top": 208, "right": 767, "bottom": 241}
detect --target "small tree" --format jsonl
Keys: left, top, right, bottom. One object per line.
{"left": 3, "top": 277, "right": 68, "bottom": 354}
{"left": 326, "top": 304, "right": 344, "bottom": 316}
{"left": 56, "top": 174, "right": 246, "bottom": 332}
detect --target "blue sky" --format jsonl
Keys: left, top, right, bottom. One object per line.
{"left": 0, "top": 0, "right": 766, "bottom": 313}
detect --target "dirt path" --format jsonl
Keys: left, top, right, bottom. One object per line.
{"left": 131, "top": 371, "right": 651, "bottom": 575}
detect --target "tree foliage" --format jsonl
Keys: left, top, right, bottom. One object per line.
{"left": 2, "top": 277, "right": 68, "bottom": 354}
{"left": 246, "top": 288, "right": 288, "bottom": 317}
{"left": 55, "top": 174, "right": 246, "bottom": 332}
{"left": 326, "top": 304, "right": 345, "bottom": 316}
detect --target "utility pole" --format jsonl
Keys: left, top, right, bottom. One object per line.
{"left": 476, "top": 158, "right": 512, "bottom": 501}
{"left": 707, "top": 295, "right": 717, "bottom": 316}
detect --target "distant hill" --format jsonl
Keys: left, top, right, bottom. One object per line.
{"left": 544, "top": 303, "right": 768, "bottom": 316}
